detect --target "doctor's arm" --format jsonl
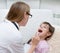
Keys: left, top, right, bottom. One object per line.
{"left": 27, "top": 35, "right": 40, "bottom": 53}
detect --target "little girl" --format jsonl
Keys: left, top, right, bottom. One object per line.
{"left": 27, "top": 22, "right": 55, "bottom": 53}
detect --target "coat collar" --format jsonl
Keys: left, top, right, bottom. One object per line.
{"left": 4, "top": 19, "right": 20, "bottom": 30}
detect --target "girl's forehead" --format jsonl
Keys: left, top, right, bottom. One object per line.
{"left": 40, "top": 23, "right": 49, "bottom": 27}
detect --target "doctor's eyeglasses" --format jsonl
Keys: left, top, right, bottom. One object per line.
{"left": 26, "top": 12, "right": 32, "bottom": 18}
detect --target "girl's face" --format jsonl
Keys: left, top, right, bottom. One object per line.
{"left": 38, "top": 23, "right": 51, "bottom": 39}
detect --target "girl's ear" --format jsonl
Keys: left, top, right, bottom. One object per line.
{"left": 47, "top": 32, "right": 51, "bottom": 36}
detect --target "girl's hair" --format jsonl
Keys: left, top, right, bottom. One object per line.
{"left": 42, "top": 22, "right": 55, "bottom": 41}
{"left": 6, "top": 2, "right": 30, "bottom": 23}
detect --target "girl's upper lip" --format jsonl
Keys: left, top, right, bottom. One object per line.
{"left": 38, "top": 29, "right": 42, "bottom": 32}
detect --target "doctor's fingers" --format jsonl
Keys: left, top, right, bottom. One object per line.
{"left": 31, "top": 36, "right": 40, "bottom": 45}
{"left": 35, "top": 32, "right": 41, "bottom": 36}
{"left": 32, "top": 36, "right": 40, "bottom": 42}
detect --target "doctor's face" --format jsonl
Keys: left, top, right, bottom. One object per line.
{"left": 22, "top": 12, "right": 32, "bottom": 26}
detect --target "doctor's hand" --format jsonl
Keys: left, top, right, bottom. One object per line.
{"left": 31, "top": 33, "right": 40, "bottom": 46}
{"left": 27, "top": 33, "right": 40, "bottom": 53}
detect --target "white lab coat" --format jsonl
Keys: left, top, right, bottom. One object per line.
{"left": 0, "top": 19, "right": 24, "bottom": 53}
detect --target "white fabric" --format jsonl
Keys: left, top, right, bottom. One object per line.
{"left": 24, "top": 44, "right": 30, "bottom": 53}
{"left": 0, "top": 19, "right": 24, "bottom": 53}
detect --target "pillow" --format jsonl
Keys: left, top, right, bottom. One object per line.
{"left": 48, "top": 25, "right": 60, "bottom": 53}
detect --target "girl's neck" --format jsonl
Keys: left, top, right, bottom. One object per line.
{"left": 40, "top": 37, "right": 46, "bottom": 41}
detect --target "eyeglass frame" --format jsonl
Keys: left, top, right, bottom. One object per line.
{"left": 26, "top": 12, "right": 32, "bottom": 17}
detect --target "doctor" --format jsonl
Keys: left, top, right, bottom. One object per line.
{"left": 0, "top": 1, "right": 40, "bottom": 53}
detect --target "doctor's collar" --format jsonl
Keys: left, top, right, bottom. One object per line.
{"left": 4, "top": 19, "right": 20, "bottom": 30}
{"left": 12, "top": 22, "right": 20, "bottom": 30}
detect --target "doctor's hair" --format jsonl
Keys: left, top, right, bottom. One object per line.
{"left": 42, "top": 22, "right": 55, "bottom": 41}
{"left": 6, "top": 1, "right": 30, "bottom": 23}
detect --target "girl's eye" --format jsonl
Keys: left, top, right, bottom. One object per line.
{"left": 44, "top": 26, "right": 47, "bottom": 28}
{"left": 43, "top": 26, "right": 48, "bottom": 30}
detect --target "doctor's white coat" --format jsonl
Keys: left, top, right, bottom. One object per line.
{"left": 0, "top": 19, "right": 24, "bottom": 53}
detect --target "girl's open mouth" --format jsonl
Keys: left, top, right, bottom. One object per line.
{"left": 38, "top": 29, "right": 42, "bottom": 32}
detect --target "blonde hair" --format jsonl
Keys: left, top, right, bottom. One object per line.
{"left": 7, "top": 2, "right": 30, "bottom": 23}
